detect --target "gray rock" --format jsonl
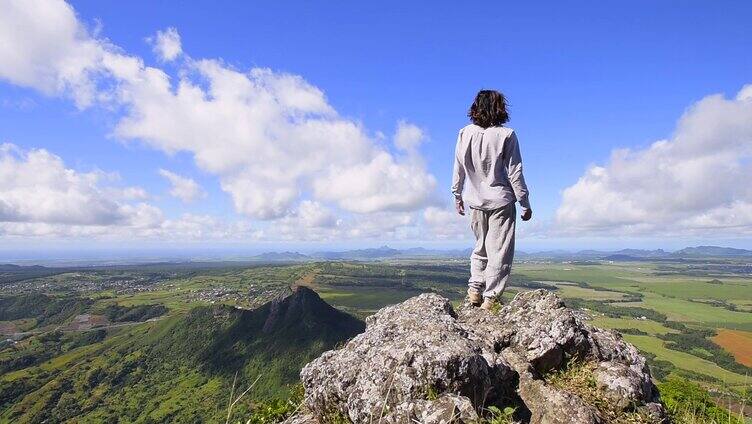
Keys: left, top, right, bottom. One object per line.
{"left": 504, "top": 350, "right": 604, "bottom": 424}
{"left": 384, "top": 393, "right": 479, "bottom": 424}
{"left": 641, "top": 402, "right": 671, "bottom": 423}
{"left": 283, "top": 413, "right": 318, "bottom": 424}
{"left": 301, "top": 294, "right": 510, "bottom": 423}
{"left": 300, "top": 289, "right": 665, "bottom": 424}
{"left": 593, "top": 360, "right": 654, "bottom": 409}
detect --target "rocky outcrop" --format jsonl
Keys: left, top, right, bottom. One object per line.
{"left": 297, "top": 290, "right": 667, "bottom": 423}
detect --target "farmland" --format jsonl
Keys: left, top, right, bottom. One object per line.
{"left": 714, "top": 329, "right": 752, "bottom": 367}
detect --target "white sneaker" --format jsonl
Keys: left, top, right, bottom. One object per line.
{"left": 467, "top": 288, "right": 482, "bottom": 306}
{"left": 480, "top": 297, "right": 498, "bottom": 310}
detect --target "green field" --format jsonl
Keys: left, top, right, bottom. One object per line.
{"left": 625, "top": 334, "right": 750, "bottom": 387}
{"left": 591, "top": 316, "right": 679, "bottom": 335}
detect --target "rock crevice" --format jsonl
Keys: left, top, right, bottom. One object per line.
{"left": 298, "top": 290, "right": 667, "bottom": 423}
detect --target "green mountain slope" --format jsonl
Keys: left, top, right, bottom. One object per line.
{"left": 0, "top": 286, "right": 364, "bottom": 423}
{"left": 0, "top": 293, "right": 93, "bottom": 327}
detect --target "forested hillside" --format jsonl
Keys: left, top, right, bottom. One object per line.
{"left": 0, "top": 287, "right": 364, "bottom": 423}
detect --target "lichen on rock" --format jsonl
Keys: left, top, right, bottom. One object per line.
{"left": 297, "top": 289, "right": 668, "bottom": 424}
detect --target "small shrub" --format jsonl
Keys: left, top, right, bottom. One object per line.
{"left": 244, "top": 384, "right": 305, "bottom": 424}
{"left": 658, "top": 377, "right": 743, "bottom": 424}
{"left": 482, "top": 405, "right": 516, "bottom": 424}
{"left": 615, "top": 328, "right": 649, "bottom": 336}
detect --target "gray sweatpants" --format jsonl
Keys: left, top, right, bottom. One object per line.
{"left": 468, "top": 203, "right": 516, "bottom": 299}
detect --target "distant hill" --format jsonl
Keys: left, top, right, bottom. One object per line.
{"left": 602, "top": 254, "right": 647, "bottom": 261}
{"left": 525, "top": 246, "right": 750, "bottom": 260}
{"left": 671, "top": 245, "right": 752, "bottom": 257}
{"left": 613, "top": 248, "right": 669, "bottom": 258}
{"left": 312, "top": 245, "right": 402, "bottom": 259}
{"left": 0, "top": 293, "right": 93, "bottom": 326}
{"left": 250, "top": 251, "right": 311, "bottom": 261}
{"left": 1, "top": 287, "right": 364, "bottom": 423}
{"left": 311, "top": 245, "right": 471, "bottom": 260}
{"left": 0, "top": 263, "right": 66, "bottom": 284}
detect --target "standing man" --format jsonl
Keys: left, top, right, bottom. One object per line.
{"left": 452, "top": 90, "right": 532, "bottom": 310}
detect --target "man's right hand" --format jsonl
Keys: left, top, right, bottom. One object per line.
{"left": 455, "top": 198, "right": 465, "bottom": 216}
{"left": 521, "top": 208, "right": 532, "bottom": 221}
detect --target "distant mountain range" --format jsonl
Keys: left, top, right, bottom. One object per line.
{"left": 2, "top": 245, "right": 751, "bottom": 269}
{"left": 310, "top": 245, "right": 472, "bottom": 260}
{"left": 247, "top": 245, "right": 752, "bottom": 262}
{"left": 245, "top": 245, "right": 472, "bottom": 262}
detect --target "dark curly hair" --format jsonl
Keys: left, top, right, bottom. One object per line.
{"left": 468, "top": 90, "right": 509, "bottom": 128}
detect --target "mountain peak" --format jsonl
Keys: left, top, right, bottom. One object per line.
{"left": 261, "top": 285, "right": 362, "bottom": 334}
{"left": 291, "top": 284, "right": 318, "bottom": 297}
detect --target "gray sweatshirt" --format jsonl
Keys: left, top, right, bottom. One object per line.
{"left": 451, "top": 124, "right": 531, "bottom": 213}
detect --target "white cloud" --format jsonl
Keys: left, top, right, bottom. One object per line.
{"left": 394, "top": 120, "right": 425, "bottom": 152}
{"left": 149, "top": 27, "right": 182, "bottom": 62}
{"left": 556, "top": 84, "right": 752, "bottom": 236}
{"left": 111, "top": 60, "right": 437, "bottom": 218}
{"left": 422, "top": 206, "right": 469, "bottom": 240}
{"left": 0, "top": 143, "right": 256, "bottom": 241}
{"left": 313, "top": 151, "right": 437, "bottom": 214}
{"left": 117, "top": 186, "right": 150, "bottom": 200}
{"left": 157, "top": 214, "right": 254, "bottom": 240}
{"left": 0, "top": 0, "right": 108, "bottom": 107}
{"left": 0, "top": 0, "right": 439, "bottom": 225}
{"left": 0, "top": 213, "right": 256, "bottom": 241}
{"left": 297, "top": 200, "right": 338, "bottom": 228}
{"left": 0, "top": 143, "right": 456, "bottom": 243}
{"left": 158, "top": 169, "right": 206, "bottom": 203}
{"left": 344, "top": 211, "right": 416, "bottom": 240}
{"left": 0, "top": 143, "right": 129, "bottom": 225}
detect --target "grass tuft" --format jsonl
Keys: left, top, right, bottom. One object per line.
{"left": 423, "top": 384, "right": 439, "bottom": 401}
{"left": 546, "top": 361, "right": 654, "bottom": 424}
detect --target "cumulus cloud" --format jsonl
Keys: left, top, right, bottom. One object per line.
{"left": 117, "top": 186, "right": 150, "bottom": 200}
{"left": 0, "top": 142, "right": 452, "bottom": 243}
{"left": 0, "top": 143, "right": 131, "bottom": 225}
{"left": 0, "top": 0, "right": 107, "bottom": 107}
{"left": 313, "top": 152, "right": 437, "bottom": 214}
{"left": 394, "top": 120, "right": 425, "bottom": 152}
{"left": 0, "top": 143, "right": 260, "bottom": 241}
{"left": 149, "top": 27, "right": 182, "bottom": 62}
{"left": 158, "top": 169, "right": 206, "bottom": 203}
{"left": 0, "top": 0, "right": 438, "bottom": 224}
{"left": 111, "top": 60, "right": 437, "bottom": 218}
{"left": 297, "top": 200, "right": 338, "bottom": 228}
{"left": 556, "top": 84, "right": 752, "bottom": 236}
{"left": 422, "top": 206, "right": 469, "bottom": 240}
{"left": 0, "top": 213, "right": 256, "bottom": 241}
{"left": 344, "top": 211, "right": 416, "bottom": 240}
{"left": 0, "top": 144, "right": 257, "bottom": 241}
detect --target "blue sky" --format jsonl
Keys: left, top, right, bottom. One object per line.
{"left": 1, "top": 0, "right": 751, "bottom": 254}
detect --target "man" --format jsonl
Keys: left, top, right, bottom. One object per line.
{"left": 451, "top": 89, "right": 532, "bottom": 310}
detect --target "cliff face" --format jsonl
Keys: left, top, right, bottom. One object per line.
{"left": 296, "top": 290, "right": 667, "bottom": 424}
